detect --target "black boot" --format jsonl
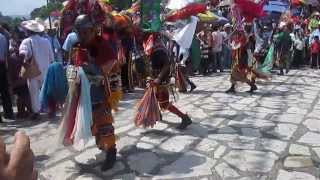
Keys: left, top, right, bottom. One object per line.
{"left": 189, "top": 82, "right": 197, "bottom": 92}
{"left": 101, "top": 147, "right": 117, "bottom": 171}
{"left": 248, "top": 84, "right": 258, "bottom": 94}
{"left": 279, "top": 69, "right": 284, "bottom": 76}
{"left": 226, "top": 84, "right": 236, "bottom": 94}
{"left": 285, "top": 68, "right": 289, "bottom": 74}
{"left": 177, "top": 115, "right": 192, "bottom": 130}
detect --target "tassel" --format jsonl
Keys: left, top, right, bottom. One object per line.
{"left": 107, "top": 89, "right": 123, "bottom": 112}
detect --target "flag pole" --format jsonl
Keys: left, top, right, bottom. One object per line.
{"left": 47, "top": 0, "right": 52, "bottom": 29}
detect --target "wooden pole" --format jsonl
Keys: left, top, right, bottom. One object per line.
{"left": 47, "top": 0, "right": 52, "bottom": 29}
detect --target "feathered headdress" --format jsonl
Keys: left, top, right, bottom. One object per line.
{"left": 234, "top": 0, "right": 266, "bottom": 22}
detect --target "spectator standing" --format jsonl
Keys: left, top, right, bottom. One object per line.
{"left": 292, "top": 30, "right": 305, "bottom": 68}
{"left": 19, "top": 20, "right": 54, "bottom": 119}
{"left": 309, "top": 22, "right": 320, "bottom": 46}
{"left": 62, "top": 31, "right": 78, "bottom": 63}
{"left": 221, "top": 23, "right": 232, "bottom": 69}
{"left": 211, "top": 26, "right": 224, "bottom": 72}
{"left": 310, "top": 36, "right": 320, "bottom": 68}
{"left": 308, "top": 12, "right": 320, "bottom": 32}
{"left": 0, "top": 26, "right": 14, "bottom": 122}
{"left": 46, "top": 28, "right": 63, "bottom": 62}
{"left": 198, "top": 29, "right": 210, "bottom": 75}
{"left": 206, "top": 28, "right": 214, "bottom": 72}
{"left": 7, "top": 29, "right": 32, "bottom": 119}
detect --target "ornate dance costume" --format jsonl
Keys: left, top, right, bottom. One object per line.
{"left": 62, "top": 29, "right": 118, "bottom": 170}
{"left": 147, "top": 35, "right": 192, "bottom": 130}
{"left": 226, "top": 31, "right": 258, "bottom": 93}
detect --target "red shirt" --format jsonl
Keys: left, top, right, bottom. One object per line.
{"left": 73, "top": 34, "right": 118, "bottom": 67}
{"left": 89, "top": 34, "right": 117, "bottom": 66}
{"left": 311, "top": 41, "right": 320, "bottom": 54}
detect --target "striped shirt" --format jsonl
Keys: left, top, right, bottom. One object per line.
{"left": 200, "top": 41, "right": 210, "bottom": 59}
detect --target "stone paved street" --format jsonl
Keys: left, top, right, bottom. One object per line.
{"left": 2, "top": 69, "right": 320, "bottom": 180}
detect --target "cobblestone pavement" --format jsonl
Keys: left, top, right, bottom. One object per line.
{"left": 1, "top": 69, "right": 320, "bottom": 180}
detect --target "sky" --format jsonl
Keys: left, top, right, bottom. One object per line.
{"left": 1, "top": 0, "right": 47, "bottom": 16}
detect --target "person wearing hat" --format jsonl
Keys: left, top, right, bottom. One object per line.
{"left": 308, "top": 12, "right": 320, "bottom": 32}
{"left": 19, "top": 20, "right": 54, "bottom": 119}
{"left": 63, "top": 14, "right": 118, "bottom": 171}
{"left": 39, "top": 22, "right": 67, "bottom": 119}
{"left": 309, "top": 21, "right": 320, "bottom": 46}
{"left": 45, "top": 21, "right": 63, "bottom": 62}
{"left": 221, "top": 23, "right": 232, "bottom": 69}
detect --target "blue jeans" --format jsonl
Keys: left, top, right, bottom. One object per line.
{"left": 213, "top": 51, "right": 223, "bottom": 72}
{"left": 222, "top": 45, "right": 231, "bottom": 69}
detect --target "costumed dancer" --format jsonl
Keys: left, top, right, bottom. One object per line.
{"left": 144, "top": 33, "right": 192, "bottom": 130}
{"left": 226, "top": 30, "right": 258, "bottom": 94}
{"left": 63, "top": 15, "right": 118, "bottom": 171}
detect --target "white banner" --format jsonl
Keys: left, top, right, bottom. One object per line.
{"left": 173, "top": 16, "right": 199, "bottom": 49}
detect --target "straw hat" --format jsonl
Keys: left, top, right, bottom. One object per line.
{"left": 313, "top": 12, "right": 320, "bottom": 17}
{"left": 21, "top": 20, "right": 45, "bottom": 33}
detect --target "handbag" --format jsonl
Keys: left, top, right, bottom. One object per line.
{"left": 20, "top": 40, "right": 41, "bottom": 79}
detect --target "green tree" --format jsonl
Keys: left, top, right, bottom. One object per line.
{"left": 30, "top": 2, "right": 63, "bottom": 19}
{"left": 0, "top": 12, "right": 23, "bottom": 30}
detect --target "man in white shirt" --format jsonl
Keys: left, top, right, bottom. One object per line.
{"left": 19, "top": 20, "right": 54, "bottom": 119}
{"left": 212, "top": 26, "right": 224, "bottom": 72}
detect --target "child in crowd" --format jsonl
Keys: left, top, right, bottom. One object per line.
{"left": 310, "top": 36, "right": 320, "bottom": 68}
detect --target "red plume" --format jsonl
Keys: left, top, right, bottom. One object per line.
{"left": 234, "top": 0, "right": 266, "bottom": 22}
